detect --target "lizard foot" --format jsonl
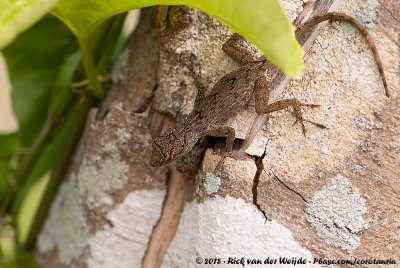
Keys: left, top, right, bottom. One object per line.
{"left": 214, "top": 151, "right": 232, "bottom": 174}
{"left": 290, "top": 100, "right": 327, "bottom": 137}
{"left": 263, "top": 98, "right": 327, "bottom": 137}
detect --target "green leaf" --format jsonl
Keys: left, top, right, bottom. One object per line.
{"left": 0, "top": 133, "right": 19, "bottom": 198}
{"left": 0, "top": 16, "right": 80, "bottom": 214}
{"left": 1, "top": 0, "right": 304, "bottom": 75}
{"left": 0, "top": 220, "right": 16, "bottom": 262}
{"left": 52, "top": 0, "right": 303, "bottom": 76}
{"left": 0, "top": 133, "right": 19, "bottom": 159}
{"left": 92, "top": 13, "right": 127, "bottom": 74}
{"left": 2, "top": 15, "right": 78, "bottom": 146}
{"left": 16, "top": 172, "right": 50, "bottom": 246}
{"left": 0, "top": 249, "right": 39, "bottom": 268}
{"left": 0, "top": 0, "right": 59, "bottom": 49}
{"left": 10, "top": 115, "right": 73, "bottom": 216}
{"left": 0, "top": 162, "right": 15, "bottom": 198}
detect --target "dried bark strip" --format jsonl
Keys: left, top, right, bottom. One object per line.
{"left": 142, "top": 167, "right": 195, "bottom": 268}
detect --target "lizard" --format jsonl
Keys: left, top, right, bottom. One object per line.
{"left": 150, "top": 12, "right": 390, "bottom": 167}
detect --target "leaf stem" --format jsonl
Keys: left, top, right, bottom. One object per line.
{"left": 79, "top": 39, "right": 104, "bottom": 98}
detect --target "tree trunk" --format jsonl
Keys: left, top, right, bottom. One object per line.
{"left": 36, "top": 0, "right": 399, "bottom": 267}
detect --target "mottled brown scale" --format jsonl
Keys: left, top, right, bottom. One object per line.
{"left": 151, "top": 61, "right": 268, "bottom": 167}
{"left": 150, "top": 12, "right": 389, "bottom": 167}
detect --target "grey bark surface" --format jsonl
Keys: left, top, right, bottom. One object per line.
{"left": 35, "top": 0, "right": 399, "bottom": 267}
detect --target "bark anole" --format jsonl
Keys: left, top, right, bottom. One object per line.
{"left": 150, "top": 12, "right": 389, "bottom": 167}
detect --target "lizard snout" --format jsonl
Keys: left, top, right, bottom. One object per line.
{"left": 150, "top": 145, "right": 163, "bottom": 167}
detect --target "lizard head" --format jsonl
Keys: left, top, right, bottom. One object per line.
{"left": 150, "top": 128, "right": 185, "bottom": 167}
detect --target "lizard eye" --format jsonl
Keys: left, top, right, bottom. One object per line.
{"left": 166, "top": 149, "right": 175, "bottom": 162}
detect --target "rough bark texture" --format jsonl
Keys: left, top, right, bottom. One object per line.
{"left": 36, "top": 0, "right": 399, "bottom": 267}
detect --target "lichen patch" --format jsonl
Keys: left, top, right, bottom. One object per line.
{"left": 203, "top": 173, "right": 221, "bottom": 195}
{"left": 306, "top": 174, "right": 368, "bottom": 253}
{"left": 341, "top": 3, "right": 377, "bottom": 35}
{"left": 77, "top": 155, "right": 129, "bottom": 209}
{"left": 37, "top": 173, "right": 88, "bottom": 265}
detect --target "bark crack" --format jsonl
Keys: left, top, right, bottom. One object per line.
{"left": 270, "top": 171, "right": 309, "bottom": 204}
{"left": 378, "top": 1, "right": 399, "bottom": 22}
{"left": 252, "top": 145, "right": 268, "bottom": 221}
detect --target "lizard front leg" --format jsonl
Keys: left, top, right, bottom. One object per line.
{"left": 205, "top": 125, "right": 236, "bottom": 152}
{"left": 204, "top": 125, "right": 236, "bottom": 172}
{"left": 194, "top": 32, "right": 263, "bottom": 111}
{"left": 255, "top": 75, "right": 326, "bottom": 136}
{"left": 222, "top": 33, "right": 266, "bottom": 65}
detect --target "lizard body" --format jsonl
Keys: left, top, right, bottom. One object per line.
{"left": 151, "top": 60, "right": 270, "bottom": 166}
{"left": 150, "top": 12, "right": 389, "bottom": 167}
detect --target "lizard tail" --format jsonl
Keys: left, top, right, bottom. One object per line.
{"left": 295, "top": 12, "right": 390, "bottom": 98}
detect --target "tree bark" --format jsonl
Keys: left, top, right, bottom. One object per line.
{"left": 36, "top": 0, "right": 399, "bottom": 267}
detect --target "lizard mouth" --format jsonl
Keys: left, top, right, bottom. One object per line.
{"left": 150, "top": 145, "right": 163, "bottom": 167}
